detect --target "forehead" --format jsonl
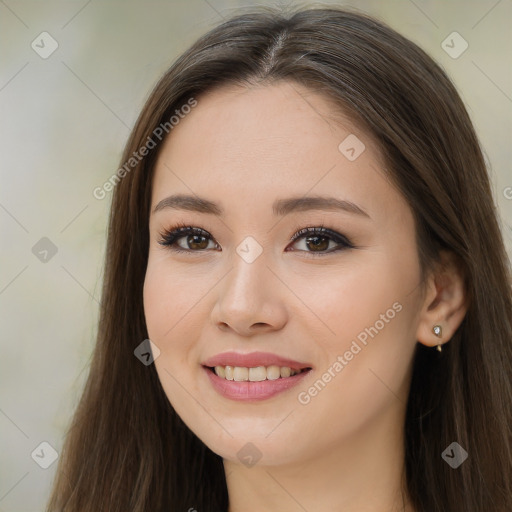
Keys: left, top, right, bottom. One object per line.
{"left": 150, "top": 81, "right": 406, "bottom": 225}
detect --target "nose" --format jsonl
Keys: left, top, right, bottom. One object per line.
{"left": 211, "top": 251, "right": 288, "bottom": 337}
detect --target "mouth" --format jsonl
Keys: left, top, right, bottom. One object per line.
{"left": 201, "top": 352, "right": 313, "bottom": 401}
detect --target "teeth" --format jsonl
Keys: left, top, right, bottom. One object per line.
{"left": 233, "top": 367, "right": 248, "bottom": 381}
{"left": 248, "top": 366, "right": 267, "bottom": 382}
{"left": 267, "top": 365, "right": 281, "bottom": 380}
{"left": 213, "top": 365, "right": 304, "bottom": 381}
{"left": 280, "top": 367, "right": 291, "bottom": 378}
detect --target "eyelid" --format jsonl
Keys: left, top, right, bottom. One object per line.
{"left": 157, "top": 223, "right": 218, "bottom": 252}
{"left": 157, "top": 222, "right": 354, "bottom": 255}
{"left": 287, "top": 219, "right": 353, "bottom": 243}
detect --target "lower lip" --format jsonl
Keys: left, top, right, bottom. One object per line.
{"left": 203, "top": 366, "right": 311, "bottom": 402}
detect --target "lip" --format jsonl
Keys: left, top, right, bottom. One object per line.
{"left": 203, "top": 365, "right": 312, "bottom": 402}
{"left": 201, "top": 351, "right": 313, "bottom": 402}
{"left": 202, "top": 351, "right": 312, "bottom": 372}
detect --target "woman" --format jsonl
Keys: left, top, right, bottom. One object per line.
{"left": 46, "top": 5, "right": 512, "bottom": 511}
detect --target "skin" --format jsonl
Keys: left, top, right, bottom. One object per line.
{"left": 143, "top": 81, "right": 467, "bottom": 512}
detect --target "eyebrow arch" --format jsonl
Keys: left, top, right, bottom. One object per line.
{"left": 152, "top": 194, "right": 370, "bottom": 219}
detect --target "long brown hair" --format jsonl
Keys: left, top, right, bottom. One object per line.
{"left": 46, "top": 5, "right": 512, "bottom": 511}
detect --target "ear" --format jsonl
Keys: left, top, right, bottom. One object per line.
{"left": 416, "top": 250, "right": 468, "bottom": 349}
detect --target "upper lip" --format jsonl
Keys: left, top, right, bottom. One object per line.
{"left": 202, "top": 351, "right": 312, "bottom": 371}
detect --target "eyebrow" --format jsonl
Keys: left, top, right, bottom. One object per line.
{"left": 152, "top": 194, "right": 370, "bottom": 218}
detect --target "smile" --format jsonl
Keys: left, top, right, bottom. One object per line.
{"left": 201, "top": 351, "right": 313, "bottom": 401}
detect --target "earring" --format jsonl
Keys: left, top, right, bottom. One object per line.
{"left": 433, "top": 324, "right": 443, "bottom": 352}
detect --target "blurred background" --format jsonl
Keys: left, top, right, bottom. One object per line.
{"left": 1, "top": 0, "right": 511, "bottom": 510}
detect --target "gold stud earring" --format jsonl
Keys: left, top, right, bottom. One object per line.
{"left": 433, "top": 324, "right": 442, "bottom": 352}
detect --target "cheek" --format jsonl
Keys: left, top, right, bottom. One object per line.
{"left": 316, "top": 294, "right": 416, "bottom": 422}
{"left": 142, "top": 257, "right": 199, "bottom": 398}
{"left": 294, "top": 255, "right": 420, "bottom": 429}
{"left": 142, "top": 253, "right": 208, "bottom": 345}
{"left": 142, "top": 251, "right": 218, "bottom": 374}
{"left": 142, "top": 258, "right": 204, "bottom": 419}
{"left": 284, "top": 254, "right": 407, "bottom": 347}
{"left": 294, "top": 311, "right": 416, "bottom": 446}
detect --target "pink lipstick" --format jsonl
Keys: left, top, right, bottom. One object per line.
{"left": 202, "top": 351, "right": 312, "bottom": 402}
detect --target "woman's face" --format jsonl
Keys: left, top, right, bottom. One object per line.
{"left": 143, "top": 81, "right": 425, "bottom": 466}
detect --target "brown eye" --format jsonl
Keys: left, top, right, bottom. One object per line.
{"left": 184, "top": 234, "right": 210, "bottom": 250}
{"left": 158, "top": 226, "right": 218, "bottom": 253}
{"left": 300, "top": 234, "right": 331, "bottom": 252}
{"left": 287, "top": 227, "right": 353, "bottom": 256}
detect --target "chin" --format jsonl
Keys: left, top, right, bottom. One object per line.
{"left": 193, "top": 423, "right": 308, "bottom": 467}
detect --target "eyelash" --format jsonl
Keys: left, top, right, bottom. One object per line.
{"left": 157, "top": 221, "right": 354, "bottom": 257}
